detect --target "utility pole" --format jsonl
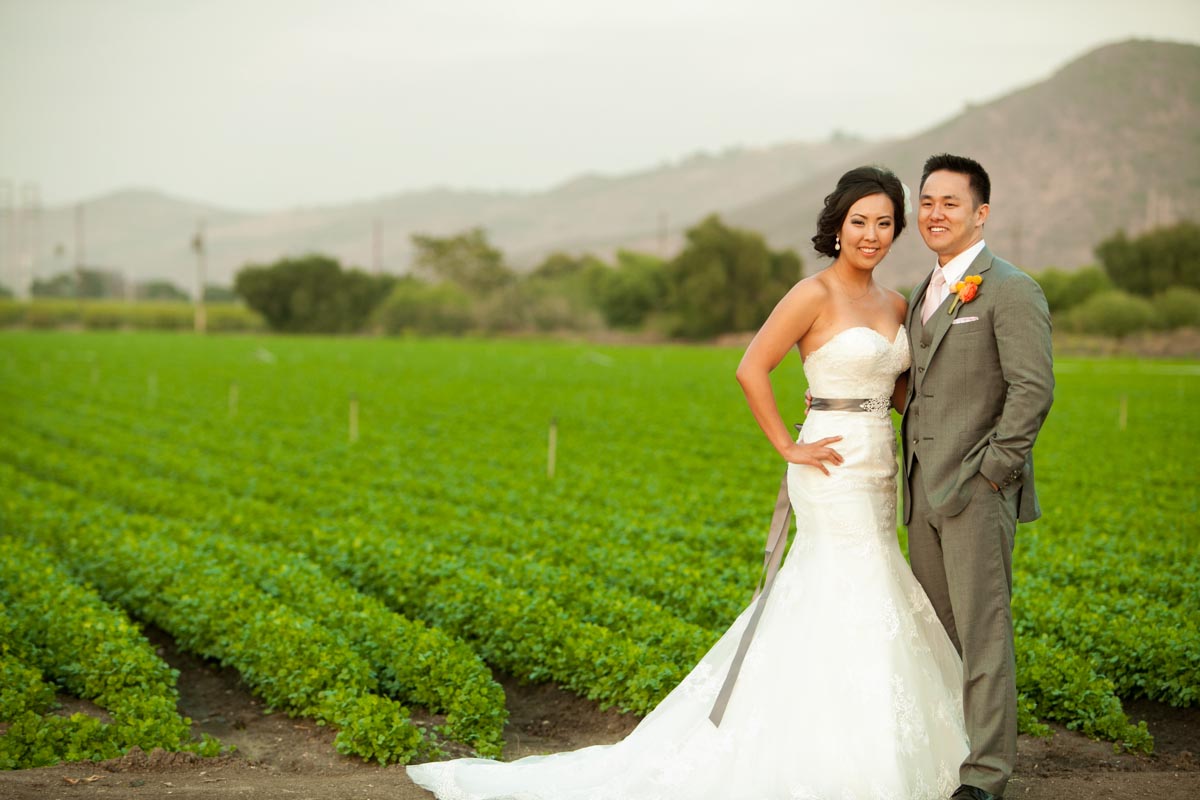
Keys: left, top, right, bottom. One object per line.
{"left": 18, "top": 183, "right": 39, "bottom": 300}
{"left": 191, "top": 219, "right": 207, "bottom": 333}
{"left": 74, "top": 201, "right": 86, "bottom": 282}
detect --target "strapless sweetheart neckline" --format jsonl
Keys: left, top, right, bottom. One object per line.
{"left": 804, "top": 324, "right": 906, "bottom": 363}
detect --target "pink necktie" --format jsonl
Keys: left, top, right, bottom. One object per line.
{"left": 922, "top": 268, "right": 947, "bottom": 325}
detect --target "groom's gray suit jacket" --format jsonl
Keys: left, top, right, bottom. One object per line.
{"left": 901, "top": 246, "right": 1054, "bottom": 523}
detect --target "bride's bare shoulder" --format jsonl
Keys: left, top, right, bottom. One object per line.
{"left": 755, "top": 273, "right": 831, "bottom": 346}
{"left": 781, "top": 272, "right": 832, "bottom": 306}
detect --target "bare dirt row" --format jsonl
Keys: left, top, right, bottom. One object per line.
{"left": 1, "top": 628, "right": 1196, "bottom": 800}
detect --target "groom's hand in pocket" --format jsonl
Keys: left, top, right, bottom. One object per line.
{"left": 784, "top": 436, "right": 843, "bottom": 475}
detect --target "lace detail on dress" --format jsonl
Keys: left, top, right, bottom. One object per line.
{"left": 411, "top": 763, "right": 474, "bottom": 800}
{"left": 803, "top": 326, "right": 910, "bottom": 404}
{"left": 677, "top": 660, "right": 722, "bottom": 704}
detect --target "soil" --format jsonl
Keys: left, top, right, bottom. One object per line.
{"left": 1, "top": 628, "right": 1196, "bottom": 800}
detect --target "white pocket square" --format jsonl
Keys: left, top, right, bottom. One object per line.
{"left": 952, "top": 316, "right": 979, "bottom": 325}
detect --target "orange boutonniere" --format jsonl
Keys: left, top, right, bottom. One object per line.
{"left": 947, "top": 275, "right": 983, "bottom": 315}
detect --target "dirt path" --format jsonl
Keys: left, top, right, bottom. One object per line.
{"left": 1, "top": 630, "right": 1196, "bottom": 800}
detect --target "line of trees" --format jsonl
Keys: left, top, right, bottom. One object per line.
{"left": 1034, "top": 222, "right": 1200, "bottom": 337}
{"left": 6, "top": 219, "right": 1196, "bottom": 341}
{"left": 16, "top": 267, "right": 237, "bottom": 303}
{"left": 231, "top": 215, "right": 803, "bottom": 339}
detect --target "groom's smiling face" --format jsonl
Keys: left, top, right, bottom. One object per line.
{"left": 918, "top": 170, "right": 989, "bottom": 265}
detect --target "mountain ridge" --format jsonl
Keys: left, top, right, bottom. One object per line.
{"left": 4, "top": 39, "right": 1195, "bottom": 292}
{"left": 727, "top": 38, "right": 1200, "bottom": 287}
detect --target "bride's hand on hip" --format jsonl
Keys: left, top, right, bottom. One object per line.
{"left": 782, "top": 436, "right": 843, "bottom": 475}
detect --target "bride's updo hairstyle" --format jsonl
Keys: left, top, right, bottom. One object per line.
{"left": 811, "top": 166, "right": 907, "bottom": 258}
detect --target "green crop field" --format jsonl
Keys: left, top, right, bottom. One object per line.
{"left": 1, "top": 331, "right": 1196, "bottom": 768}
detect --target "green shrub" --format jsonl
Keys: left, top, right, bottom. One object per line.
{"left": 1035, "top": 267, "right": 1113, "bottom": 314}
{"left": 125, "top": 303, "right": 192, "bottom": 330}
{"left": 206, "top": 304, "right": 264, "bottom": 332}
{"left": 1064, "top": 290, "right": 1155, "bottom": 337}
{"left": 1151, "top": 286, "right": 1200, "bottom": 329}
{"left": 0, "top": 299, "right": 23, "bottom": 326}
{"left": 26, "top": 301, "right": 81, "bottom": 328}
{"left": 80, "top": 304, "right": 126, "bottom": 329}
{"left": 373, "top": 279, "right": 473, "bottom": 335}
{"left": 1097, "top": 222, "right": 1200, "bottom": 296}
{"left": 235, "top": 254, "right": 395, "bottom": 333}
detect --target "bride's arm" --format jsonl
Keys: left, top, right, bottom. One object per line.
{"left": 736, "top": 280, "right": 843, "bottom": 473}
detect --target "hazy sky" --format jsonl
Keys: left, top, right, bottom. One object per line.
{"left": 2, "top": 0, "right": 1198, "bottom": 210}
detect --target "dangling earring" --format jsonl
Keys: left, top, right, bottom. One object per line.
{"left": 835, "top": 235, "right": 840, "bottom": 251}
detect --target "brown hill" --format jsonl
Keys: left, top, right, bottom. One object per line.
{"left": 9, "top": 139, "right": 872, "bottom": 290}
{"left": 729, "top": 39, "right": 1200, "bottom": 288}
{"left": 5, "top": 39, "right": 1195, "bottom": 294}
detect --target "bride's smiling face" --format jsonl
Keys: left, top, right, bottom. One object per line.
{"left": 838, "top": 193, "right": 896, "bottom": 270}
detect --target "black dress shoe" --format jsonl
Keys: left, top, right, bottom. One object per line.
{"left": 951, "top": 786, "right": 998, "bottom": 800}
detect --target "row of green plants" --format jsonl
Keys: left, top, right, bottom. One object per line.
{"left": 0, "top": 299, "right": 263, "bottom": 331}
{"left": 11, "top": 381, "right": 752, "bottom": 633}
{"left": 7, "top": 384, "right": 1154, "bottom": 751}
{"left": 1010, "top": 358, "right": 1199, "bottom": 729}
{"left": 0, "top": 453, "right": 509, "bottom": 761}
{"left": 2, "top": 333, "right": 1188, "bottom": 758}
{"left": 0, "top": 539, "right": 219, "bottom": 768}
{"left": 0, "top": 466, "right": 428, "bottom": 765}
{"left": 0, "top": 416, "right": 718, "bottom": 717}
{"left": 0, "top": 641, "right": 117, "bottom": 771}
{"left": 20, "top": 331, "right": 1191, "bottom": 714}
{"left": 9, "top": 395, "right": 1157, "bottom": 751}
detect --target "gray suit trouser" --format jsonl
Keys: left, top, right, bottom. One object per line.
{"left": 908, "top": 458, "right": 1019, "bottom": 796}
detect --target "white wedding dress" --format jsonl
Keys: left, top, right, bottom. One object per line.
{"left": 408, "top": 325, "right": 969, "bottom": 800}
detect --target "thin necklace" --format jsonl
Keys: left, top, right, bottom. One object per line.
{"left": 831, "top": 265, "right": 872, "bottom": 302}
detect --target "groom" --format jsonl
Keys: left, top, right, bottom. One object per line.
{"left": 901, "top": 154, "right": 1054, "bottom": 800}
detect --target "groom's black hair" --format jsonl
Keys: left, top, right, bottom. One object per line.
{"left": 921, "top": 154, "right": 991, "bottom": 207}
{"left": 812, "top": 165, "right": 907, "bottom": 258}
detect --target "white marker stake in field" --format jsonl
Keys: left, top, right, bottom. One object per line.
{"left": 349, "top": 394, "right": 359, "bottom": 444}
{"left": 229, "top": 382, "right": 239, "bottom": 419}
{"left": 547, "top": 416, "right": 558, "bottom": 479}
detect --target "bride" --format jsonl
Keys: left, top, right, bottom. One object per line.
{"left": 408, "top": 166, "right": 969, "bottom": 799}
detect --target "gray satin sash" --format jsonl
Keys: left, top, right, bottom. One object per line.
{"left": 810, "top": 396, "right": 887, "bottom": 412}
{"left": 708, "top": 399, "right": 879, "bottom": 727}
{"left": 708, "top": 466, "right": 792, "bottom": 726}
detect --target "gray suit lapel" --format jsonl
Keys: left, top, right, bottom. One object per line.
{"left": 927, "top": 246, "right": 995, "bottom": 360}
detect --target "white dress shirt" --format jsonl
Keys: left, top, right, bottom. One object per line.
{"left": 924, "top": 239, "right": 987, "bottom": 314}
